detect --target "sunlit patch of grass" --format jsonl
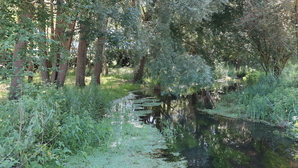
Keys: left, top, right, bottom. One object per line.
{"left": 108, "top": 67, "right": 134, "bottom": 81}
{"left": 101, "top": 75, "right": 141, "bottom": 99}
{"left": 0, "top": 67, "right": 140, "bottom": 100}
{"left": 0, "top": 82, "right": 9, "bottom": 100}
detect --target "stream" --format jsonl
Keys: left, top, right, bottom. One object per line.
{"left": 131, "top": 90, "right": 298, "bottom": 168}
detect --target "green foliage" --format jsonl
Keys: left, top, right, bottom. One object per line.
{"left": 231, "top": 65, "right": 298, "bottom": 125}
{"left": 213, "top": 61, "right": 230, "bottom": 80}
{"left": 237, "top": 0, "right": 295, "bottom": 76}
{"left": 243, "top": 70, "right": 263, "bottom": 86}
{"left": 262, "top": 150, "right": 290, "bottom": 168}
{"left": 210, "top": 145, "right": 250, "bottom": 168}
{"left": 147, "top": 54, "right": 213, "bottom": 95}
{"left": 0, "top": 85, "right": 113, "bottom": 167}
{"left": 293, "top": 122, "right": 298, "bottom": 140}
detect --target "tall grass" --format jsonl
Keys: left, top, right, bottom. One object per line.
{"left": 0, "top": 67, "right": 142, "bottom": 167}
{"left": 220, "top": 64, "right": 298, "bottom": 127}
{"left": 0, "top": 85, "right": 113, "bottom": 167}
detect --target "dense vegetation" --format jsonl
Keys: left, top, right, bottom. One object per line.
{"left": 1, "top": 0, "right": 298, "bottom": 167}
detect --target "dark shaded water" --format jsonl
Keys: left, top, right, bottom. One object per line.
{"left": 132, "top": 91, "right": 298, "bottom": 168}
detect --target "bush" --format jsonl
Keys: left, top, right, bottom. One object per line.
{"left": 244, "top": 70, "right": 263, "bottom": 86}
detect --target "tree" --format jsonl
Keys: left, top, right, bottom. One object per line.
{"left": 91, "top": 0, "right": 109, "bottom": 85}
{"left": 9, "top": 0, "right": 34, "bottom": 100}
{"left": 51, "top": 0, "right": 76, "bottom": 87}
{"left": 238, "top": 0, "right": 295, "bottom": 76}
{"left": 76, "top": 21, "right": 89, "bottom": 86}
{"left": 193, "top": 0, "right": 246, "bottom": 67}
{"left": 91, "top": 19, "right": 108, "bottom": 85}
{"left": 38, "top": 0, "right": 50, "bottom": 83}
{"left": 141, "top": 0, "right": 228, "bottom": 94}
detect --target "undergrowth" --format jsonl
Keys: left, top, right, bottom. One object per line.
{"left": 0, "top": 85, "right": 114, "bottom": 168}
{"left": 219, "top": 64, "right": 298, "bottom": 132}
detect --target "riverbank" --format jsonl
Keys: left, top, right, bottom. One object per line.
{"left": 65, "top": 93, "right": 187, "bottom": 168}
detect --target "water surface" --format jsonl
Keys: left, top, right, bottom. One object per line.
{"left": 133, "top": 91, "right": 298, "bottom": 168}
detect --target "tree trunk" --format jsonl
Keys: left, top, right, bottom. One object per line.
{"left": 40, "top": 0, "right": 50, "bottom": 83}
{"left": 9, "top": 1, "right": 32, "bottom": 100}
{"left": 91, "top": 38, "right": 104, "bottom": 84}
{"left": 104, "top": 55, "right": 108, "bottom": 75}
{"left": 27, "top": 61, "right": 34, "bottom": 83}
{"left": 91, "top": 19, "right": 108, "bottom": 85}
{"left": 56, "top": 20, "right": 76, "bottom": 87}
{"left": 51, "top": 0, "right": 63, "bottom": 83}
{"left": 9, "top": 41, "right": 27, "bottom": 100}
{"left": 76, "top": 23, "right": 88, "bottom": 87}
{"left": 133, "top": 56, "right": 146, "bottom": 83}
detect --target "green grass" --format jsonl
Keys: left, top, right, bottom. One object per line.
{"left": 0, "top": 67, "right": 141, "bottom": 101}
{"left": 206, "top": 64, "right": 298, "bottom": 133}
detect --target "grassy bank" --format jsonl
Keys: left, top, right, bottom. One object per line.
{"left": 205, "top": 64, "right": 298, "bottom": 138}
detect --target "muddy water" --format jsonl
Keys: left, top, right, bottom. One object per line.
{"left": 132, "top": 91, "right": 298, "bottom": 168}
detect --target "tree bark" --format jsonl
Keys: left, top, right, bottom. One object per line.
{"left": 51, "top": 0, "right": 63, "bottom": 82}
{"left": 91, "top": 39, "right": 104, "bottom": 85}
{"left": 9, "top": 41, "right": 27, "bottom": 100}
{"left": 56, "top": 20, "right": 76, "bottom": 87}
{"left": 76, "top": 23, "right": 88, "bottom": 87}
{"left": 103, "top": 55, "right": 109, "bottom": 75}
{"left": 27, "top": 61, "right": 34, "bottom": 83}
{"left": 133, "top": 56, "right": 146, "bottom": 83}
{"left": 9, "top": 1, "right": 32, "bottom": 100}
{"left": 39, "top": 0, "right": 50, "bottom": 83}
{"left": 91, "top": 19, "right": 108, "bottom": 85}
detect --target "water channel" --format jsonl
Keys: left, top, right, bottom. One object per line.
{"left": 131, "top": 90, "right": 298, "bottom": 168}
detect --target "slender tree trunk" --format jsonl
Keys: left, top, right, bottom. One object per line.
{"left": 76, "top": 23, "right": 88, "bottom": 87}
{"left": 27, "top": 43, "right": 34, "bottom": 83}
{"left": 40, "top": 57, "right": 50, "bottom": 83}
{"left": 51, "top": 0, "right": 63, "bottom": 82}
{"left": 50, "top": 0, "right": 75, "bottom": 86}
{"left": 40, "top": 0, "right": 50, "bottom": 83}
{"left": 131, "top": 0, "right": 146, "bottom": 83}
{"left": 91, "top": 39, "right": 104, "bottom": 85}
{"left": 133, "top": 56, "right": 146, "bottom": 82}
{"left": 9, "top": 1, "right": 32, "bottom": 100}
{"left": 56, "top": 20, "right": 76, "bottom": 87}
{"left": 27, "top": 61, "right": 34, "bottom": 83}
{"left": 9, "top": 41, "right": 27, "bottom": 100}
{"left": 91, "top": 19, "right": 108, "bottom": 85}
{"left": 103, "top": 55, "right": 109, "bottom": 75}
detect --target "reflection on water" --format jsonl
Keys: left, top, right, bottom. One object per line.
{"left": 133, "top": 91, "right": 298, "bottom": 168}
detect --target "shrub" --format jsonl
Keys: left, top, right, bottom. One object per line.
{"left": 244, "top": 70, "right": 263, "bottom": 86}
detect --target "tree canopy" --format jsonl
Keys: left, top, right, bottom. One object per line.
{"left": 0, "top": 0, "right": 297, "bottom": 98}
